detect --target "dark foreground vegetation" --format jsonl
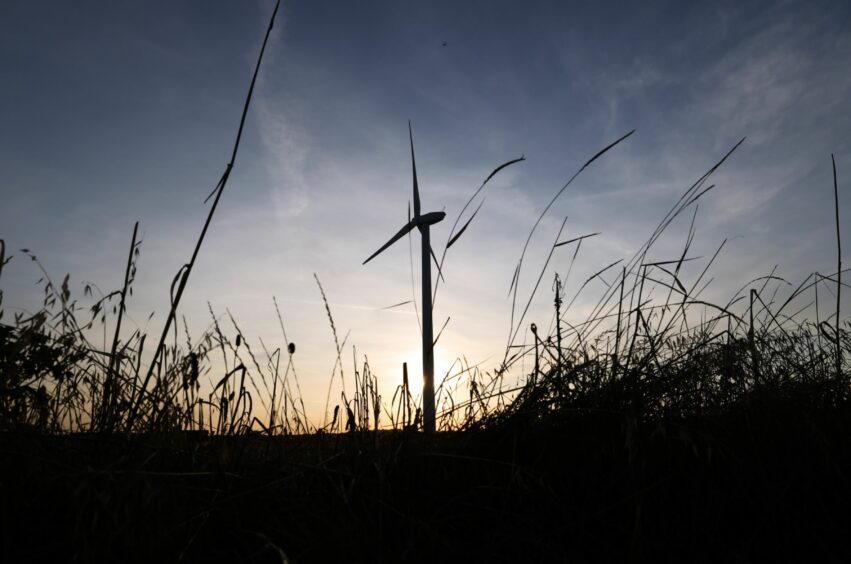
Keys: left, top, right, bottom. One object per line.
{"left": 1, "top": 379, "right": 850, "bottom": 562}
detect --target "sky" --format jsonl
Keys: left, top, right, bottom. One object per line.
{"left": 1, "top": 0, "right": 850, "bottom": 425}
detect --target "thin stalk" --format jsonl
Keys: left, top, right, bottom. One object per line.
{"left": 750, "top": 289, "right": 761, "bottom": 385}
{"left": 100, "top": 221, "right": 138, "bottom": 432}
{"left": 554, "top": 273, "right": 563, "bottom": 369}
{"left": 127, "top": 1, "right": 280, "bottom": 429}
{"left": 507, "top": 131, "right": 635, "bottom": 355}
{"left": 832, "top": 154, "right": 842, "bottom": 382}
{"left": 615, "top": 267, "right": 625, "bottom": 377}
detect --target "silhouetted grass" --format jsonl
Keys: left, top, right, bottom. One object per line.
{"left": 2, "top": 139, "right": 847, "bottom": 560}
{"left": 1, "top": 2, "right": 849, "bottom": 561}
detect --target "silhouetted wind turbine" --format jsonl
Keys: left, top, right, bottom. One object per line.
{"left": 363, "top": 123, "right": 445, "bottom": 433}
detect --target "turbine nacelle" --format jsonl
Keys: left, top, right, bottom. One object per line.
{"left": 362, "top": 211, "right": 445, "bottom": 265}
{"left": 415, "top": 210, "right": 446, "bottom": 227}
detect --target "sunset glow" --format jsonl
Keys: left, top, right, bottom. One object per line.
{"left": 1, "top": 0, "right": 848, "bottom": 429}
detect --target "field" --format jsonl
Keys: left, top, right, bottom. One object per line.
{"left": 2, "top": 2, "right": 849, "bottom": 562}
{"left": 1, "top": 366, "right": 850, "bottom": 562}
{"left": 2, "top": 159, "right": 849, "bottom": 560}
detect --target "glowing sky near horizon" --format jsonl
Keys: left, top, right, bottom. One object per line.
{"left": 1, "top": 0, "right": 849, "bottom": 424}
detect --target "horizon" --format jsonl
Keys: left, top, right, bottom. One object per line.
{"left": 1, "top": 0, "right": 849, "bottom": 428}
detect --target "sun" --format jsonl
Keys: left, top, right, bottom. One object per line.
{"left": 396, "top": 346, "right": 458, "bottom": 395}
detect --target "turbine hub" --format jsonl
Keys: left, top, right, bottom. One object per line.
{"left": 415, "top": 211, "right": 446, "bottom": 226}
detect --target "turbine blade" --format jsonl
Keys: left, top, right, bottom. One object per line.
{"left": 409, "top": 121, "right": 421, "bottom": 218}
{"left": 363, "top": 220, "right": 417, "bottom": 265}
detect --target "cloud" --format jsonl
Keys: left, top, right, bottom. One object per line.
{"left": 703, "top": 22, "right": 813, "bottom": 147}
{"left": 255, "top": 97, "right": 311, "bottom": 218}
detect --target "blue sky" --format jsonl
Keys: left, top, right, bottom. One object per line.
{"left": 1, "top": 0, "right": 849, "bottom": 423}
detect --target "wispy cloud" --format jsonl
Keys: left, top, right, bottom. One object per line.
{"left": 256, "top": 98, "right": 311, "bottom": 218}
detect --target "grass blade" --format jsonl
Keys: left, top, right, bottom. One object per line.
{"left": 446, "top": 199, "right": 486, "bottom": 250}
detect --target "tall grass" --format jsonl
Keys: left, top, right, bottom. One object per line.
{"left": 3, "top": 1, "right": 850, "bottom": 561}
{"left": 126, "top": 0, "right": 280, "bottom": 432}
{"left": 0, "top": 145, "right": 847, "bottom": 435}
{"left": 0, "top": 0, "right": 846, "bottom": 444}
{"left": 2, "top": 106, "right": 849, "bottom": 564}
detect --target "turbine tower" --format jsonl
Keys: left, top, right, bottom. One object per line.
{"left": 363, "top": 123, "right": 445, "bottom": 433}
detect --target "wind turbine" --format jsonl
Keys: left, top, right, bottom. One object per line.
{"left": 363, "top": 123, "right": 445, "bottom": 433}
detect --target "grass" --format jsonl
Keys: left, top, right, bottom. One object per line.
{"left": 2, "top": 137, "right": 848, "bottom": 564}
{"left": 1, "top": 1, "right": 849, "bottom": 561}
